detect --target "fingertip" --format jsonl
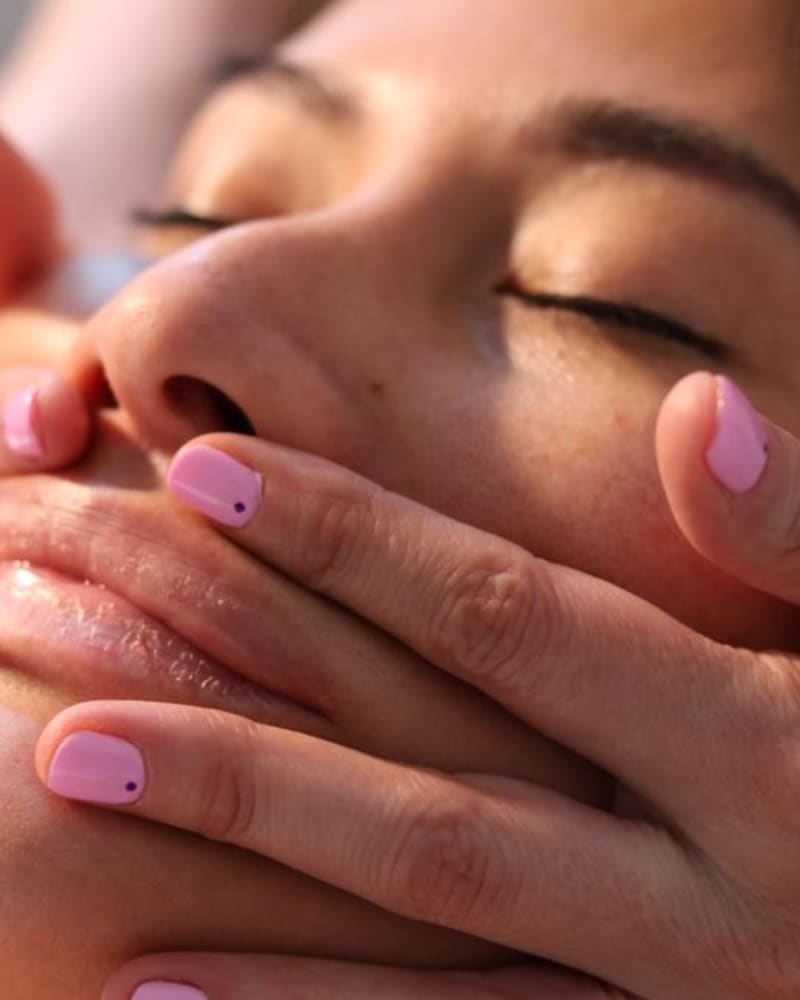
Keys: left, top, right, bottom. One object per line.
{"left": 705, "top": 375, "right": 770, "bottom": 495}
{"left": 654, "top": 370, "right": 736, "bottom": 574}
{"left": 32, "top": 700, "right": 107, "bottom": 785}
{"left": 33, "top": 707, "right": 74, "bottom": 785}
{"left": 655, "top": 371, "right": 787, "bottom": 592}
{"left": 101, "top": 954, "right": 210, "bottom": 1000}
{"left": 167, "top": 441, "right": 262, "bottom": 528}
{"left": 0, "top": 369, "right": 91, "bottom": 471}
{"left": 655, "top": 370, "right": 719, "bottom": 508}
{"left": 35, "top": 370, "right": 92, "bottom": 466}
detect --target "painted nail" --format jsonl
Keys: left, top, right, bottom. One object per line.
{"left": 131, "top": 983, "right": 209, "bottom": 1000}
{"left": 706, "top": 376, "right": 769, "bottom": 494}
{"left": 46, "top": 731, "right": 146, "bottom": 805}
{"left": 3, "top": 385, "right": 44, "bottom": 458}
{"left": 168, "top": 444, "right": 262, "bottom": 527}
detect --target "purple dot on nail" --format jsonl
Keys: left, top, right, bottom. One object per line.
{"left": 125, "top": 781, "right": 138, "bottom": 792}
{"left": 234, "top": 502, "right": 246, "bottom": 513}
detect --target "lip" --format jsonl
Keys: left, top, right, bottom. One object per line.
{"left": 0, "top": 561, "right": 303, "bottom": 722}
{"left": 0, "top": 476, "right": 336, "bottom": 733}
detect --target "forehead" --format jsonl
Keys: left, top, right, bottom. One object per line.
{"left": 289, "top": 0, "right": 799, "bottom": 154}
{"left": 299, "top": 0, "right": 796, "bottom": 70}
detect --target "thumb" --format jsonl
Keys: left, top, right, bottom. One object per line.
{"left": 656, "top": 371, "right": 800, "bottom": 606}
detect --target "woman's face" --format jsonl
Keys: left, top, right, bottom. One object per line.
{"left": 114, "top": 0, "right": 800, "bottom": 645}
{"left": 3, "top": 1, "right": 800, "bottom": 996}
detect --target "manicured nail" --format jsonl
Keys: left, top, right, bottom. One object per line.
{"left": 706, "top": 376, "right": 769, "bottom": 494}
{"left": 168, "top": 444, "right": 262, "bottom": 527}
{"left": 46, "top": 731, "right": 146, "bottom": 805}
{"left": 131, "top": 983, "right": 208, "bottom": 1000}
{"left": 3, "top": 385, "right": 44, "bottom": 458}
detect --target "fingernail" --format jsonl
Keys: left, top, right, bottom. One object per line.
{"left": 706, "top": 376, "right": 769, "bottom": 494}
{"left": 46, "top": 731, "right": 146, "bottom": 805}
{"left": 168, "top": 444, "right": 262, "bottom": 527}
{"left": 3, "top": 385, "right": 44, "bottom": 458}
{"left": 131, "top": 983, "right": 208, "bottom": 1000}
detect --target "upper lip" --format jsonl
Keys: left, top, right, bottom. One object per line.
{"left": 0, "top": 474, "right": 335, "bottom": 722}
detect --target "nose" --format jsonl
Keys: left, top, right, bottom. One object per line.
{"left": 0, "top": 133, "right": 57, "bottom": 298}
{"left": 80, "top": 216, "right": 391, "bottom": 462}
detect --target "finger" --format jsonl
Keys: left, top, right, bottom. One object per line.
{"left": 657, "top": 370, "right": 800, "bottom": 609}
{"left": 0, "top": 367, "right": 91, "bottom": 471}
{"left": 102, "top": 952, "right": 627, "bottom": 1000}
{"left": 36, "top": 701, "right": 696, "bottom": 992}
{"left": 165, "top": 437, "right": 748, "bottom": 815}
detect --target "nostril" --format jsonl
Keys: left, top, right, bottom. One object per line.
{"left": 211, "top": 386, "right": 256, "bottom": 435}
{"left": 164, "top": 376, "right": 255, "bottom": 436}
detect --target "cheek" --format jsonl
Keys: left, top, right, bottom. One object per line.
{"left": 372, "top": 352, "right": 800, "bottom": 652}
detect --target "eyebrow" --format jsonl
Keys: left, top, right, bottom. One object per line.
{"left": 213, "top": 54, "right": 357, "bottom": 121}
{"left": 214, "top": 59, "right": 800, "bottom": 234}
{"left": 532, "top": 99, "right": 800, "bottom": 234}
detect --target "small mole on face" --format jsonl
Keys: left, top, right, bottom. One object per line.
{"left": 125, "top": 781, "right": 138, "bottom": 792}
{"left": 369, "top": 380, "right": 386, "bottom": 396}
{"left": 234, "top": 502, "right": 246, "bottom": 514}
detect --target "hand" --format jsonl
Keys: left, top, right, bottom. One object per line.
{"left": 29, "top": 370, "right": 800, "bottom": 999}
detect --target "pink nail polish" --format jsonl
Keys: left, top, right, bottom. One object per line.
{"left": 46, "top": 731, "right": 145, "bottom": 805}
{"left": 706, "top": 376, "right": 769, "bottom": 494}
{"left": 132, "top": 983, "right": 208, "bottom": 1000}
{"left": 168, "top": 445, "right": 262, "bottom": 528}
{"left": 3, "top": 385, "right": 44, "bottom": 458}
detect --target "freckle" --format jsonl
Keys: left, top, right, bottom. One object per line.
{"left": 234, "top": 502, "right": 246, "bottom": 513}
{"left": 369, "top": 380, "right": 386, "bottom": 396}
{"left": 125, "top": 781, "right": 138, "bottom": 792}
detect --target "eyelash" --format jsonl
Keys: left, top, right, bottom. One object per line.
{"left": 133, "top": 209, "right": 726, "bottom": 360}
{"left": 131, "top": 207, "right": 234, "bottom": 230}
{"left": 496, "top": 280, "right": 726, "bottom": 359}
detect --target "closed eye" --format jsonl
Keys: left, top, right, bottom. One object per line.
{"left": 131, "top": 206, "right": 236, "bottom": 230}
{"left": 132, "top": 210, "right": 726, "bottom": 360}
{"left": 496, "top": 280, "right": 728, "bottom": 359}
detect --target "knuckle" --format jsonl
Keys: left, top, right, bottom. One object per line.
{"left": 384, "top": 790, "right": 512, "bottom": 929}
{"left": 294, "top": 482, "right": 381, "bottom": 590}
{"left": 426, "top": 549, "right": 549, "bottom": 688}
{"left": 193, "top": 716, "right": 261, "bottom": 845}
{"left": 750, "top": 944, "right": 800, "bottom": 1000}
{"left": 724, "top": 652, "right": 800, "bottom": 838}
{"left": 710, "top": 918, "right": 800, "bottom": 1000}
{"left": 650, "top": 867, "right": 800, "bottom": 1000}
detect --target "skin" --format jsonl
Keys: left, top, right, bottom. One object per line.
{"left": 1, "top": 0, "right": 800, "bottom": 996}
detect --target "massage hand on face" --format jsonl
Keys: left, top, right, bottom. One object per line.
{"left": 2, "top": 1, "right": 800, "bottom": 998}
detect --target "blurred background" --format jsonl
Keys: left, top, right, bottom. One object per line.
{"left": 0, "top": 0, "right": 323, "bottom": 248}
{"left": 0, "top": 0, "right": 30, "bottom": 58}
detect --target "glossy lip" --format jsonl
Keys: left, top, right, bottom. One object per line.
{"left": 0, "top": 477, "right": 336, "bottom": 732}
{"left": 0, "top": 561, "right": 311, "bottom": 727}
